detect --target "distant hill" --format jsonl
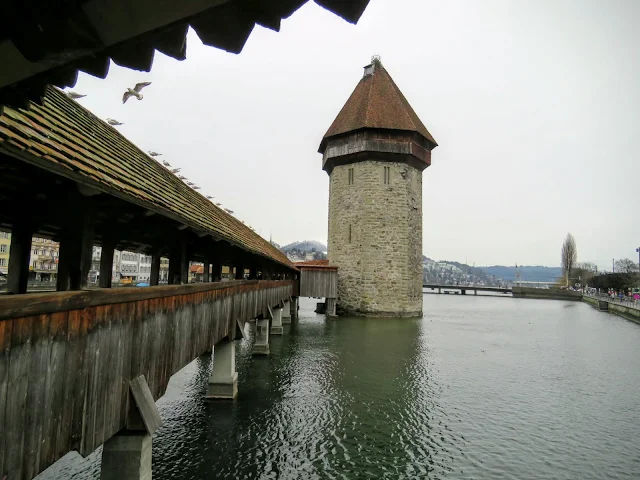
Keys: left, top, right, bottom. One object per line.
{"left": 281, "top": 240, "right": 327, "bottom": 253}
{"left": 480, "top": 265, "right": 562, "bottom": 282}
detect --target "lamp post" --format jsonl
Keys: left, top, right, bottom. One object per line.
{"left": 636, "top": 247, "right": 640, "bottom": 274}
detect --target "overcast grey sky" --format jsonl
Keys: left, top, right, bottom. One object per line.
{"left": 69, "top": 0, "right": 640, "bottom": 270}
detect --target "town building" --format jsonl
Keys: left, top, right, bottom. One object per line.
{"left": 0, "top": 231, "right": 10, "bottom": 277}
{"left": 29, "top": 237, "right": 59, "bottom": 283}
{"left": 319, "top": 57, "right": 437, "bottom": 317}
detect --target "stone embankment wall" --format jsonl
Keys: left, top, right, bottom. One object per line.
{"left": 583, "top": 295, "right": 640, "bottom": 324}
{"left": 512, "top": 286, "right": 582, "bottom": 300}
{"left": 328, "top": 161, "right": 423, "bottom": 317}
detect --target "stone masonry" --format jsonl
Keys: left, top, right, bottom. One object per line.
{"left": 328, "top": 160, "right": 423, "bottom": 317}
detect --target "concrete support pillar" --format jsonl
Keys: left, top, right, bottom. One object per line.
{"left": 291, "top": 297, "right": 299, "bottom": 319}
{"left": 252, "top": 318, "right": 270, "bottom": 355}
{"left": 206, "top": 339, "right": 238, "bottom": 399}
{"left": 99, "top": 239, "right": 116, "bottom": 288}
{"left": 101, "top": 431, "right": 152, "bottom": 480}
{"left": 325, "top": 298, "right": 337, "bottom": 317}
{"left": 270, "top": 306, "right": 283, "bottom": 335}
{"left": 282, "top": 300, "right": 291, "bottom": 323}
{"left": 7, "top": 219, "right": 33, "bottom": 294}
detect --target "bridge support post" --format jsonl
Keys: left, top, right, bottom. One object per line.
{"left": 325, "top": 298, "right": 337, "bottom": 317}
{"left": 474, "top": 289, "right": 477, "bottom": 296}
{"left": 282, "top": 300, "right": 291, "bottom": 323}
{"left": 7, "top": 219, "right": 33, "bottom": 294}
{"left": 291, "top": 297, "right": 299, "bottom": 319}
{"left": 253, "top": 317, "right": 270, "bottom": 355}
{"left": 202, "top": 261, "right": 210, "bottom": 282}
{"left": 101, "top": 432, "right": 152, "bottom": 480}
{"left": 461, "top": 289, "right": 466, "bottom": 295}
{"left": 270, "top": 306, "right": 283, "bottom": 335}
{"left": 438, "top": 287, "right": 441, "bottom": 294}
{"left": 99, "top": 239, "right": 116, "bottom": 288}
{"left": 206, "top": 338, "right": 238, "bottom": 399}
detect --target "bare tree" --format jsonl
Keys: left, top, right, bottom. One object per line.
{"left": 614, "top": 258, "right": 638, "bottom": 274}
{"left": 561, "top": 233, "right": 577, "bottom": 286}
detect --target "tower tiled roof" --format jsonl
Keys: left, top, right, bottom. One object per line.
{"left": 320, "top": 59, "right": 437, "bottom": 150}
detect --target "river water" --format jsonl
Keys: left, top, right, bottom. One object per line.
{"left": 40, "top": 295, "right": 640, "bottom": 479}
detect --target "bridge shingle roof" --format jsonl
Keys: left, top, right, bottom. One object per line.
{"left": 0, "top": 86, "right": 293, "bottom": 268}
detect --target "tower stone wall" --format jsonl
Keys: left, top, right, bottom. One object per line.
{"left": 319, "top": 57, "right": 436, "bottom": 318}
{"left": 328, "top": 160, "right": 423, "bottom": 317}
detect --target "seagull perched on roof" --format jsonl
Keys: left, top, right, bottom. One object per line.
{"left": 216, "top": 203, "right": 222, "bottom": 206}
{"left": 66, "top": 91, "right": 86, "bottom": 99}
{"left": 162, "top": 160, "right": 171, "bottom": 167}
{"left": 192, "top": 186, "right": 200, "bottom": 190}
{"left": 206, "top": 195, "right": 213, "bottom": 199}
{"left": 178, "top": 175, "right": 187, "bottom": 180}
{"left": 224, "top": 208, "right": 234, "bottom": 214}
{"left": 106, "top": 118, "right": 123, "bottom": 126}
{"left": 186, "top": 181, "right": 194, "bottom": 186}
{"left": 122, "top": 82, "right": 151, "bottom": 104}
{"left": 170, "top": 168, "right": 181, "bottom": 173}
{"left": 148, "top": 151, "right": 161, "bottom": 156}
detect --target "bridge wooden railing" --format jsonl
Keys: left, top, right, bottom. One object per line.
{"left": 0, "top": 279, "right": 293, "bottom": 480}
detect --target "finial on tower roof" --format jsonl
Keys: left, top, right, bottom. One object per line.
{"left": 371, "top": 54, "right": 381, "bottom": 64}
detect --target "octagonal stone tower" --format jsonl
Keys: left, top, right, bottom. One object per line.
{"left": 319, "top": 57, "right": 437, "bottom": 317}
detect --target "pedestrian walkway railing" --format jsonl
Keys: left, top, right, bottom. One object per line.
{"left": 584, "top": 293, "right": 640, "bottom": 311}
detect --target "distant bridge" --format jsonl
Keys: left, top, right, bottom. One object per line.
{"left": 423, "top": 284, "right": 512, "bottom": 295}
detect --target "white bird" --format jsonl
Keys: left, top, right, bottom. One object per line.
{"left": 206, "top": 195, "right": 213, "bottom": 199}
{"left": 224, "top": 208, "right": 234, "bottom": 214}
{"left": 148, "top": 151, "right": 161, "bottom": 156}
{"left": 106, "top": 118, "right": 123, "bottom": 126}
{"left": 66, "top": 91, "right": 86, "bottom": 99}
{"left": 122, "top": 82, "right": 152, "bottom": 104}
{"left": 216, "top": 203, "right": 222, "bottom": 206}
{"left": 192, "top": 186, "right": 200, "bottom": 190}
{"left": 162, "top": 160, "right": 171, "bottom": 167}
{"left": 170, "top": 168, "right": 181, "bottom": 173}
{"left": 178, "top": 175, "right": 187, "bottom": 180}
{"left": 186, "top": 181, "right": 194, "bottom": 186}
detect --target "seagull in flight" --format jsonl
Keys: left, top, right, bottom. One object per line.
{"left": 162, "top": 160, "right": 171, "bottom": 167}
{"left": 148, "top": 151, "right": 161, "bottom": 156}
{"left": 170, "top": 168, "right": 181, "bottom": 173}
{"left": 122, "top": 82, "right": 152, "bottom": 104}
{"left": 66, "top": 91, "right": 86, "bottom": 99}
{"left": 106, "top": 118, "right": 123, "bottom": 126}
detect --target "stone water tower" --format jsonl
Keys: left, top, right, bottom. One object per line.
{"left": 319, "top": 57, "right": 437, "bottom": 317}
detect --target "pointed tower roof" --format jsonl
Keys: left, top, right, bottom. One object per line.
{"left": 319, "top": 57, "right": 437, "bottom": 152}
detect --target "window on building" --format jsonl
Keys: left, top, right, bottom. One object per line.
{"left": 0, "top": 259, "right": 5, "bottom": 266}
{"left": 383, "top": 166, "right": 391, "bottom": 185}
{"left": 33, "top": 261, "right": 37, "bottom": 268}
{"left": 0, "top": 232, "right": 8, "bottom": 238}
{"left": 0, "top": 245, "right": 6, "bottom": 253}
{"left": 348, "top": 168, "right": 354, "bottom": 185}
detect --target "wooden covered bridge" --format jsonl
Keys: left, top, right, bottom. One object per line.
{"left": 0, "top": 0, "right": 369, "bottom": 478}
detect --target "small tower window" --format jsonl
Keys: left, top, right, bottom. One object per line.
{"left": 383, "top": 166, "right": 391, "bottom": 185}
{"left": 363, "top": 64, "right": 374, "bottom": 76}
{"left": 348, "top": 168, "right": 354, "bottom": 185}
{"left": 348, "top": 225, "right": 352, "bottom": 244}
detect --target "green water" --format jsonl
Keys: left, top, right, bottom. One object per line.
{"left": 40, "top": 295, "right": 640, "bottom": 479}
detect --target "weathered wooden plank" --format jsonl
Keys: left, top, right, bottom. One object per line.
{"left": 44, "top": 311, "right": 69, "bottom": 469}
{"left": 58, "top": 309, "right": 82, "bottom": 457}
{"left": 0, "top": 279, "right": 284, "bottom": 320}
{"left": 22, "top": 314, "right": 49, "bottom": 479}
{"left": 80, "top": 306, "right": 101, "bottom": 456}
{"left": 69, "top": 308, "right": 90, "bottom": 453}
{"left": 0, "top": 319, "right": 12, "bottom": 479}
{"left": 129, "top": 375, "right": 162, "bottom": 435}
{"left": 98, "top": 304, "right": 116, "bottom": 448}
{"left": 3, "top": 316, "right": 34, "bottom": 479}
{"left": 118, "top": 302, "right": 134, "bottom": 429}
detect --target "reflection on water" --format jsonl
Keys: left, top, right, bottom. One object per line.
{"left": 38, "top": 296, "right": 640, "bottom": 479}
